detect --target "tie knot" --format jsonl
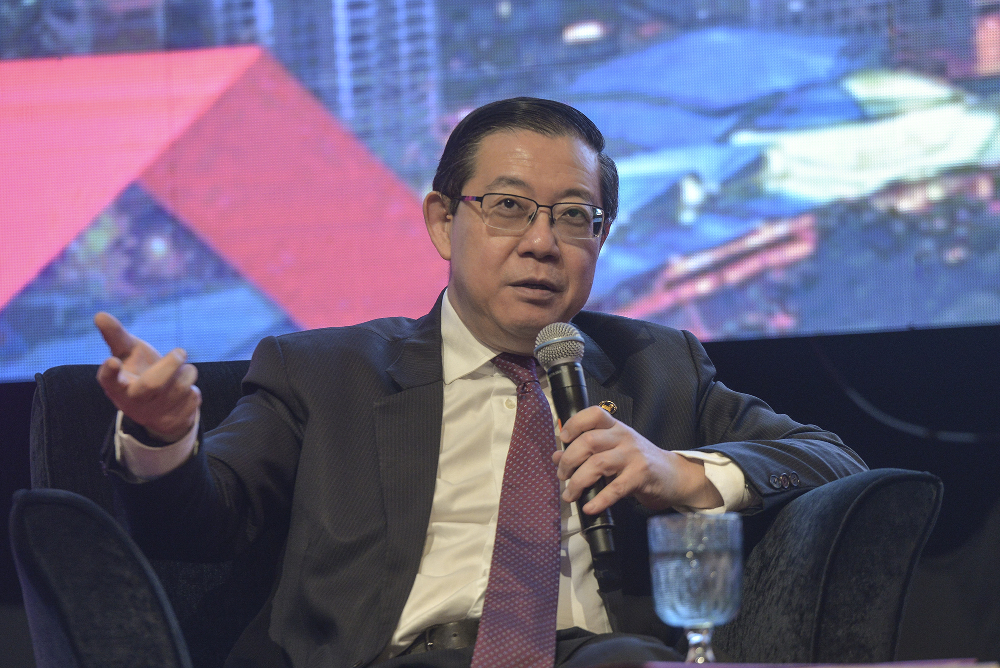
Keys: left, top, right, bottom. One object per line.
{"left": 492, "top": 353, "right": 540, "bottom": 389}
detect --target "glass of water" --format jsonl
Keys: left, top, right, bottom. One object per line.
{"left": 648, "top": 513, "right": 743, "bottom": 663}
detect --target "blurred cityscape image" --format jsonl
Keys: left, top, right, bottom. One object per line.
{"left": 2, "top": 0, "right": 1000, "bottom": 381}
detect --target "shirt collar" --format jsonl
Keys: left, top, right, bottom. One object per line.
{"left": 440, "top": 289, "right": 502, "bottom": 385}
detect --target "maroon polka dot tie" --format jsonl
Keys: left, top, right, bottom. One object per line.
{"left": 470, "top": 353, "right": 561, "bottom": 668}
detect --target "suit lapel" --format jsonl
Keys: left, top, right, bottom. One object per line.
{"left": 373, "top": 296, "right": 445, "bottom": 633}
{"left": 578, "top": 327, "right": 633, "bottom": 427}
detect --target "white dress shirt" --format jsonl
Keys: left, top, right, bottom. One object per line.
{"left": 115, "top": 291, "right": 751, "bottom": 651}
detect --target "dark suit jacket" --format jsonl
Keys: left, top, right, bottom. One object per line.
{"left": 114, "top": 297, "right": 867, "bottom": 668}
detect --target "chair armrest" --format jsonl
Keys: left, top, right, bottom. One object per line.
{"left": 714, "top": 468, "right": 942, "bottom": 663}
{"left": 10, "top": 488, "right": 193, "bottom": 668}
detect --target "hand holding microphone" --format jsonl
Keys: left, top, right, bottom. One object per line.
{"left": 533, "top": 322, "right": 726, "bottom": 595}
{"left": 534, "top": 323, "right": 616, "bottom": 573}
{"left": 535, "top": 320, "right": 727, "bottom": 513}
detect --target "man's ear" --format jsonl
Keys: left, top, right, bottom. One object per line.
{"left": 424, "top": 191, "right": 453, "bottom": 261}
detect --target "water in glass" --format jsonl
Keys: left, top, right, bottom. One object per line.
{"left": 651, "top": 546, "right": 741, "bottom": 628}
{"left": 648, "top": 513, "right": 743, "bottom": 662}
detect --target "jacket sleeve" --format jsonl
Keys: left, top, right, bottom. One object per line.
{"left": 681, "top": 330, "right": 868, "bottom": 511}
{"left": 109, "top": 335, "right": 304, "bottom": 561}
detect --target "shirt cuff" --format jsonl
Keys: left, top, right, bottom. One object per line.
{"left": 114, "top": 410, "right": 200, "bottom": 482}
{"left": 673, "top": 450, "right": 753, "bottom": 514}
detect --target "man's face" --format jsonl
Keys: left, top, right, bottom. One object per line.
{"left": 425, "top": 130, "right": 607, "bottom": 354}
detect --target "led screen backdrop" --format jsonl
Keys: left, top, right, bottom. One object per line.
{"left": 2, "top": 0, "right": 1000, "bottom": 382}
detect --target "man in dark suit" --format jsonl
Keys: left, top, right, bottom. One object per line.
{"left": 94, "top": 98, "right": 867, "bottom": 668}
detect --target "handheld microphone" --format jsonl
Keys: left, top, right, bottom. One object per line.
{"left": 534, "top": 322, "right": 617, "bottom": 584}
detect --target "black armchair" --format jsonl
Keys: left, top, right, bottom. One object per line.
{"left": 13, "top": 362, "right": 943, "bottom": 667}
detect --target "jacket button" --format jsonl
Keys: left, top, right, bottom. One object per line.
{"left": 769, "top": 474, "right": 781, "bottom": 489}
{"left": 780, "top": 473, "right": 791, "bottom": 489}
{"left": 789, "top": 472, "right": 800, "bottom": 487}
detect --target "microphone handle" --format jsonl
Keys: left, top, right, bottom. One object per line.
{"left": 546, "top": 362, "right": 616, "bottom": 566}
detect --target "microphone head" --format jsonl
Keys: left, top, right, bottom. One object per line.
{"left": 534, "top": 322, "right": 585, "bottom": 371}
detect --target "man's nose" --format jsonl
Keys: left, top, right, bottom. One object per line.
{"left": 519, "top": 208, "right": 560, "bottom": 254}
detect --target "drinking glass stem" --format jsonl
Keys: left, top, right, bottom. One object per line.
{"left": 685, "top": 626, "right": 715, "bottom": 663}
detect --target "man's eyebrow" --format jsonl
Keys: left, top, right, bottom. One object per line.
{"left": 483, "top": 177, "right": 598, "bottom": 204}
{"left": 557, "top": 188, "right": 598, "bottom": 204}
{"left": 484, "top": 176, "right": 530, "bottom": 192}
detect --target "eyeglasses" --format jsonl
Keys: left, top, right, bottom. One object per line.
{"left": 456, "top": 193, "right": 605, "bottom": 240}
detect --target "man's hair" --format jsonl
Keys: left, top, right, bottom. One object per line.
{"left": 432, "top": 97, "right": 619, "bottom": 225}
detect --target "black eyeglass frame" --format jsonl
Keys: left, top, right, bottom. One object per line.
{"left": 455, "top": 193, "right": 606, "bottom": 240}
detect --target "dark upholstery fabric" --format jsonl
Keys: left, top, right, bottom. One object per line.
{"left": 10, "top": 488, "right": 192, "bottom": 668}
{"left": 29, "top": 362, "right": 275, "bottom": 668}
{"left": 24, "top": 361, "right": 943, "bottom": 667}
{"left": 714, "top": 468, "right": 942, "bottom": 662}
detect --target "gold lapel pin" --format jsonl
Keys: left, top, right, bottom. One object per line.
{"left": 598, "top": 400, "right": 618, "bottom": 416}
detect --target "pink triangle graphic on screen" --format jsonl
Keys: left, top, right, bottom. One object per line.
{"left": 0, "top": 46, "right": 447, "bottom": 330}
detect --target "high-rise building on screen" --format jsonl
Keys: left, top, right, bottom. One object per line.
{"left": 212, "top": 0, "right": 440, "bottom": 183}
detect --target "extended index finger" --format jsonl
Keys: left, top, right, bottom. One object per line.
{"left": 94, "top": 312, "right": 137, "bottom": 360}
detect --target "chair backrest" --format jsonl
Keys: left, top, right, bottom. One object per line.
{"left": 28, "top": 361, "right": 279, "bottom": 668}
{"left": 30, "top": 361, "right": 250, "bottom": 509}
{"left": 10, "top": 488, "right": 193, "bottom": 668}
